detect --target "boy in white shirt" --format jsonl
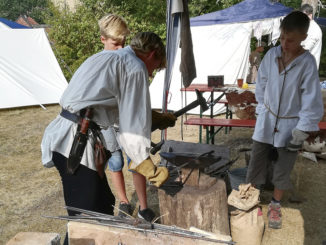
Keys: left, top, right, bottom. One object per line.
{"left": 246, "top": 11, "right": 323, "bottom": 229}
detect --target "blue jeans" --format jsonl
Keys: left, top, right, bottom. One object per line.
{"left": 108, "top": 150, "right": 124, "bottom": 172}
{"left": 107, "top": 149, "right": 135, "bottom": 173}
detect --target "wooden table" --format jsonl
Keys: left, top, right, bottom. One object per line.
{"left": 181, "top": 84, "right": 233, "bottom": 143}
{"left": 184, "top": 118, "right": 326, "bottom": 144}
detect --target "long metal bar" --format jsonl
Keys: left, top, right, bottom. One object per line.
{"left": 65, "top": 206, "right": 119, "bottom": 218}
{"left": 43, "top": 215, "right": 234, "bottom": 244}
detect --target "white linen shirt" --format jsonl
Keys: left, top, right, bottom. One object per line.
{"left": 301, "top": 20, "right": 323, "bottom": 69}
{"left": 253, "top": 46, "right": 323, "bottom": 147}
{"left": 41, "top": 46, "right": 152, "bottom": 170}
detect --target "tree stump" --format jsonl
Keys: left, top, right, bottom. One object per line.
{"left": 158, "top": 170, "right": 230, "bottom": 236}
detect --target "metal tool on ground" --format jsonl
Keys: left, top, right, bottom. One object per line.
{"left": 150, "top": 89, "right": 209, "bottom": 154}
{"left": 43, "top": 206, "right": 234, "bottom": 244}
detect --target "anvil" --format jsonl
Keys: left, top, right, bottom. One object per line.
{"left": 159, "top": 151, "right": 221, "bottom": 169}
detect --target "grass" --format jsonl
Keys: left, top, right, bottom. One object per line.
{"left": 1, "top": 105, "right": 325, "bottom": 244}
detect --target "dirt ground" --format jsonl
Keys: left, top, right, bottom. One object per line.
{"left": 1, "top": 105, "right": 325, "bottom": 245}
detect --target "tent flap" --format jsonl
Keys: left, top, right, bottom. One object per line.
{"left": 0, "top": 27, "right": 68, "bottom": 109}
{"left": 190, "top": 0, "right": 292, "bottom": 26}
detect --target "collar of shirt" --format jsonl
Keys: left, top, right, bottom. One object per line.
{"left": 274, "top": 46, "right": 309, "bottom": 75}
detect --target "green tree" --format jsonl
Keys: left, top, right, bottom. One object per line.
{"left": 0, "top": 0, "right": 50, "bottom": 23}
{"left": 45, "top": 0, "right": 168, "bottom": 80}
{"left": 188, "top": 0, "right": 242, "bottom": 17}
{"left": 46, "top": 0, "right": 325, "bottom": 81}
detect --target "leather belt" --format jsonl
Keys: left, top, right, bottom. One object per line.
{"left": 60, "top": 108, "right": 101, "bottom": 131}
{"left": 60, "top": 109, "right": 81, "bottom": 124}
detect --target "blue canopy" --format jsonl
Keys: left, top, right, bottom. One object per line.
{"left": 316, "top": 17, "right": 326, "bottom": 27}
{"left": 0, "top": 17, "right": 30, "bottom": 29}
{"left": 190, "top": 0, "right": 292, "bottom": 26}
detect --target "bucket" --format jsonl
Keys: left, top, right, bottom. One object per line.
{"left": 228, "top": 167, "right": 248, "bottom": 191}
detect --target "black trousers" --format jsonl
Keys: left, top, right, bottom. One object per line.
{"left": 53, "top": 152, "right": 115, "bottom": 244}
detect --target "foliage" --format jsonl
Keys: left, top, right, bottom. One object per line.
{"left": 45, "top": 0, "right": 249, "bottom": 80}
{"left": 45, "top": 0, "right": 325, "bottom": 80}
{"left": 188, "top": 0, "right": 242, "bottom": 17}
{"left": 45, "top": 0, "right": 168, "bottom": 80}
{"left": 279, "top": 0, "right": 301, "bottom": 9}
{"left": 0, "top": 0, "right": 50, "bottom": 23}
{"left": 319, "top": 27, "right": 326, "bottom": 78}
{"left": 45, "top": 1, "right": 109, "bottom": 79}
{"left": 318, "top": 8, "right": 326, "bottom": 78}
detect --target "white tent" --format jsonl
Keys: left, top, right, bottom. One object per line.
{"left": 0, "top": 20, "right": 68, "bottom": 109}
{"left": 150, "top": 0, "right": 292, "bottom": 115}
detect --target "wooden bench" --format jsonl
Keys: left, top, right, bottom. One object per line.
{"left": 184, "top": 118, "right": 326, "bottom": 144}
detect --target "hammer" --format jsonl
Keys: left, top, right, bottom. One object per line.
{"left": 151, "top": 89, "right": 208, "bottom": 132}
{"left": 151, "top": 89, "right": 209, "bottom": 154}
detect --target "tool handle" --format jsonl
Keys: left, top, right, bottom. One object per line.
{"left": 150, "top": 140, "right": 164, "bottom": 155}
{"left": 173, "top": 100, "right": 199, "bottom": 117}
{"left": 80, "top": 108, "right": 93, "bottom": 134}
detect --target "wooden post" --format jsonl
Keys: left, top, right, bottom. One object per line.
{"left": 158, "top": 171, "right": 230, "bottom": 236}
{"left": 67, "top": 221, "right": 228, "bottom": 245}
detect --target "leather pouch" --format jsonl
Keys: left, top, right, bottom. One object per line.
{"left": 94, "top": 140, "right": 111, "bottom": 178}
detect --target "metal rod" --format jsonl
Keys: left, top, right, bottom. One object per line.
{"left": 43, "top": 215, "right": 234, "bottom": 244}
{"left": 64, "top": 206, "right": 114, "bottom": 218}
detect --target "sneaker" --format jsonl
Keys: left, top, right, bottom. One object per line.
{"left": 138, "top": 206, "right": 156, "bottom": 222}
{"left": 268, "top": 203, "right": 282, "bottom": 229}
{"left": 118, "top": 202, "right": 132, "bottom": 218}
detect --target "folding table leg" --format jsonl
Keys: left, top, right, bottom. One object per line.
{"left": 199, "top": 108, "right": 202, "bottom": 143}
{"left": 225, "top": 104, "right": 229, "bottom": 134}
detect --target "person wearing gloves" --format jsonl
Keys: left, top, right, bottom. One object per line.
{"left": 300, "top": 4, "right": 323, "bottom": 69}
{"left": 97, "top": 14, "right": 176, "bottom": 222}
{"left": 41, "top": 32, "right": 169, "bottom": 244}
{"left": 246, "top": 11, "right": 323, "bottom": 230}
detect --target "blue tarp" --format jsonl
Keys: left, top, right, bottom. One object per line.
{"left": 0, "top": 17, "right": 30, "bottom": 29}
{"left": 316, "top": 17, "right": 326, "bottom": 27}
{"left": 190, "top": 0, "right": 292, "bottom": 26}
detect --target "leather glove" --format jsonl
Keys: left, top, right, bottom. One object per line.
{"left": 152, "top": 110, "right": 177, "bottom": 131}
{"left": 131, "top": 158, "right": 169, "bottom": 187}
{"left": 286, "top": 128, "right": 309, "bottom": 152}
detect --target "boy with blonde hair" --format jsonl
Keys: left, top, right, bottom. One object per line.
{"left": 98, "top": 14, "right": 130, "bottom": 50}
{"left": 99, "top": 14, "right": 175, "bottom": 222}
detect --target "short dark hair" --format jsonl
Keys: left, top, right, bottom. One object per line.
{"left": 300, "top": 4, "right": 313, "bottom": 15}
{"left": 280, "top": 11, "right": 310, "bottom": 34}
